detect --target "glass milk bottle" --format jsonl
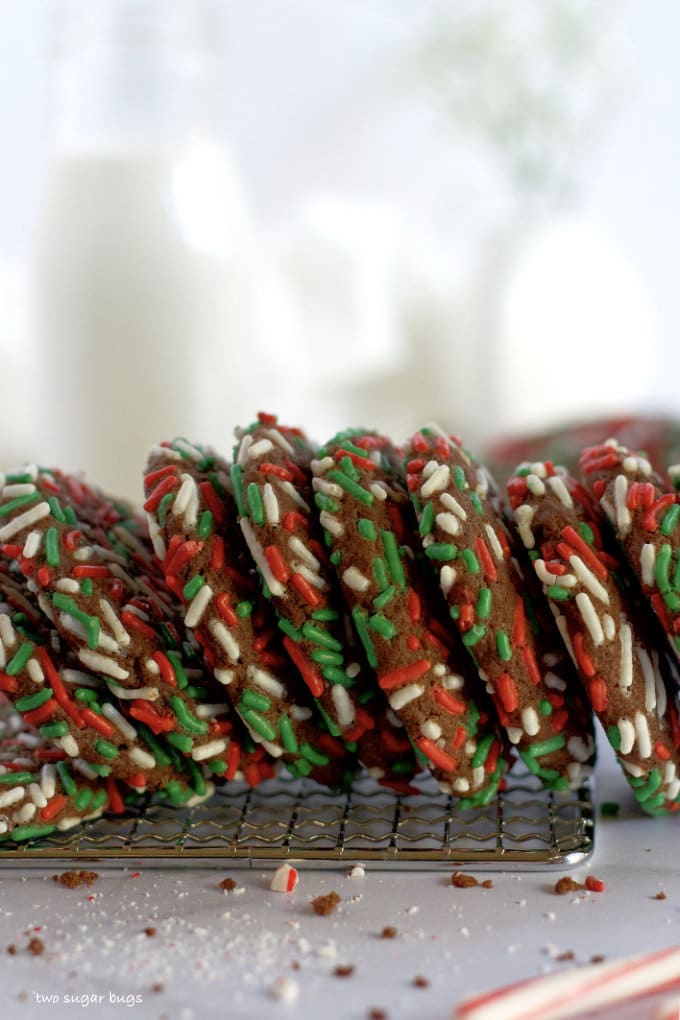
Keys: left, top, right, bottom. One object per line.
{"left": 34, "top": 0, "right": 253, "bottom": 501}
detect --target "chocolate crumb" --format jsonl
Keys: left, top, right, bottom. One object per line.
{"left": 311, "top": 892, "right": 341, "bottom": 916}
{"left": 28, "top": 937, "right": 44, "bottom": 956}
{"left": 590, "top": 954, "right": 606, "bottom": 964}
{"left": 143, "top": 927, "right": 156, "bottom": 937}
{"left": 52, "top": 870, "right": 99, "bottom": 889}
{"left": 481, "top": 880, "right": 494, "bottom": 889}
{"left": 291, "top": 961, "right": 300, "bottom": 971}
{"left": 151, "top": 983, "right": 164, "bottom": 994}
{"left": 553, "top": 877, "right": 584, "bottom": 895}
{"left": 380, "top": 926, "right": 397, "bottom": 939}
{"left": 334, "top": 965, "right": 355, "bottom": 978}
{"left": 219, "top": 878, "right": 237, "bottom": 892}
{"left": 412, "top": 975, "right": 429, "bottom": 988}
{"left": 654, "top": 891, "right": 667, "bottom": 900}
{"left": 556, "top": 951, "right": 575, "bottom": 962}
{"left": 451, "top": 871, "right": 478, "bottom": 888}
{"left": 6, "top": 944, "right": 17, "bottom": 955}
{"left": 368, "top": 1010, "right": 387, "bottom": 1020}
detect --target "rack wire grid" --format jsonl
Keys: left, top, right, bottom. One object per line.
{"left": 0, "top": 763, "right": 595, "bottom": 871}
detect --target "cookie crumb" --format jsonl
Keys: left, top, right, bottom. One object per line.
{"left": 6, "top": 944, "right": 17, "bottom": 955}
{"left": 143, "top": 927, "right": 157, "bottom": 937}
{"left": 368, "top": 1010, "right": 387, "bottom": 1020}
{"left": 380, "top": 926, "right": 397, "bottom": 939}
{"left": 553, "top": 877, "right": 584, "bottom": 895}
{"left": 334, "top": 965, "right": 355, "bottom": 978}
{"left": 451, "top": 871, "right": 478, "bottom": 888}
{"left": 555, "top": 950, "right": 575, "bottom": 962}
{"left": 481, "top": 880, "right": 494, "bottom": 889}
{"left": 590, "top": 954, "right": 606, "bottom": 964}
{"left": 52, "top": 870, "right": 99, "bottom": 889}
{"left": 654, "top": 891, "right": 667, "bottom": 900}
{"left": 151, "top": 983, "right": 164, "bottom": 994}
{"left": 28, "top": 937, "right": 44, "bottom": 956}
{"left": 270, "top": 976, "right": 299, "bottom": 1003}
{"left": 311, "top": 892, "right": 341, "bottom": 916}
{"left": 412, "top": 975, "right": 429, "bottom": 988}
{"left": 347, "top": 865, "right": 365, "bottom": 879}
{"left": 219, "top": 878, "right": 237, "bottom": 893}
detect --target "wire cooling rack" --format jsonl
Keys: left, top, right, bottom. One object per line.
{"left": 0, "top": 764, "right": 594, "bottom": 871}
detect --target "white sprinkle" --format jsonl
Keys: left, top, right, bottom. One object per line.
{"left": 575, "top": 593, "right": 605, "bottom": 646}
{"left": 534, "top": 560, "right": 575, "bottom": 588}
{"left": 311, "top": 456, "right": 333, "bottom": 475}
{"left": 388, "top": 683, "right": 424, "bottom": 710}
{"left": 654, "top": 651, "right": 667, "bottom": 720}
{"left": 13, "top": 803, "right": 35, "bottom": 824}
{"left": 248, "top": 438, "right": 273, "bottom": 460}
{"left": 236, "top": 433, "right": 252, "bottom": 464}
{"left": 3, "top": 483, "right": 36, "bottom": 498}
{"left": 618, "top": 623, "right": 633, "bottom": 691}
{"left": 106, "top": 681, "right": 158, "bottom": 701}
{"left": 195, "top": 702, "right": 230, "bottom": 719}
{"left": 514, "top": 504, "right": 536, "bottom": 549}
{"left": 264, "top": 427, "right": 295, "bottom": 456}
{"left": 78, "top": 649, "right": 129, "bottom": 680}
{"left": 146, "top": 514, "right": 166, "bottom": 561}
{"left": 313, "top": 477, "right": 343, "bottom": 499}
{"left": 191, "top": 739, "right": 228, "bottom": 762}
{"left": 620, "top": 758, "right": 643, "bottom": 777}
{"left": 347, "top": 865, "right": 365, "bottom": 879}
{"left": 289, "top": 536, "right": 320, "bottom": 570}
{"left": 602, "top": 614, "right": 616, "bottom": 641}
{"left": 421, "top": 719, "right": 442, "bottom": 741}
{"left": 184, "top": 583, "right": 214, "bottom": 628}
{"left": 262, "top": 483, "right": 280, "bottom": 525}
{"left": 526, "top": 474, "right": 545, "bottom": 497}
{"left": 635, "top": 711, "right": 652, "bottom": 758}
{"left": 101, "top": 702, "right": 137, "bottom": 742}
{"left": 521, "top": 707, "right": 540, "bottom": 736}
{"left": 40, "top": 763, "right": 56, "bottom": 799}
{"left": 0, "top": 501, "right": 51, "bottom": 542}
{"left": 636, "top": 646, "right": 658, "bottom": 713}
{"left": 209, "top": 618, "right": 241, "bottom": 663}
{"left": 62, "top": 668, "right": 99, "bottom": 688}
{"left": 547, "top": 474, "right": 573, "bottom": 507}
{"left": 319, "top": 511, "right": 343, "bottom": 537}
{"left": 442, "top": 672, "right": 464, "bottom": 690}
{"left": 0, "top": 614, "right": 16, "bottom": 651}
{"left": 452, "top": 777, "right": 470, "bottom": 792}
{"left": 58, "top": 734, "right": 79, "bottom": 757}
{"left": 27, "top": 783, "right": 47, "bottom": 808}
{"left": 22, "top": 529, "right": 42, "bottom": 558}
{"left": 292, "top": 562, "right": 326, "bottom": 591}
{"left": 214, "top": 668, "right": 234, "bottom": 686}
{"left": 369, "top": 482, "right": 388, "bottom": 501}
{"left": 543, "top": 671, "right": 567, "bottom": 692}
{"left": 569, "top": 555, "right": 610, "bottom": 605}
{"left": 0, "top": 787, "right": 25, "bottom": 809}
{"left": 342, "top": 566, "right": 370, "bottom": 592}
{"left": 435, "top": 511, "right": 461, "bottom": 537}
{"left": 248, "top": 666, "right": 285, "bottom": 700}
{"left": 99, "top": 598, "right": 131, "bottom": 647}
{"left": 279, "top": 480, "right": 310, "bottom": 511}
{"left": 270, "top": 977, "right": 299, "bottom": 1004}
{"left": 640, "top": 543, "right": 656, "bottom": 587}
{"left": 614, "top": 473, "right": 631, "bottom": 534}
{"left": 618, "top": 718, "right": 635, "bottom": 755}
{"left": 421, "top": 463, "right": 451, "bottom": 499}
{"left": 567, "top": 735, "right": 595, "bottom": 763}
{"left": 506, "top": 727, "right": 523, "bottom": 745}
{"left": 129, "top": 747, "right": 157, "bottom": 769}
{"left": 173, "top": 474, "right": 199, "bottom": 528}
{"left": 331, "top": 684, "right": 355, "bottom": 728}
{"left": 484, "top": 524, "right": 505, "bottom": 561}
{"left": 54, "top": 578, "right": 80, "bottom": 594}
{"left": 529, "top": 461, "right": 548, "bottom": 478}
{"left": 440, "top": 492, "right": 467, "bottom": 519}
{"left": 239, "top": 518, "right": 285, "bottom": 597}
{"left": 439, "top": 564, "right": 457, "bottom": 596}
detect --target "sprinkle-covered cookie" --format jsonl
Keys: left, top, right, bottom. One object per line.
{"left": 0, "top": 465, "right": 265, "bottom": 783}
{"left": 508, "top": 459, "right": 680, "bottom": 814}
{"left": 233, "top": 415, "right": 418, "bottom": 787}
{"left": 312, "top": 428, "right": 505, "bottom": 804}
{"left": 143, "top": 438, "right": 351, "bottom": 786}
{"left": 405, "top": 427, "right": 595, "bottom": 791}
{"left": 580, "top": 439, "right": 680, "bottom": 665}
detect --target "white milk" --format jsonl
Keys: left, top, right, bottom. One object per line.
{"left": 34, "top": 144, "right": 254, "bottom": 500}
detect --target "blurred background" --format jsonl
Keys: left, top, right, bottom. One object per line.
{"left": 0, "top": 0, "right": 679, "bottom": 499}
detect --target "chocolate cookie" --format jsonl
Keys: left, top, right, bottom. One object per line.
{"left": 508, "top": 459, "right": 680, "bottom": 814}
{"left": 311, "top": 428, "right": 505, "bottom": 804}
{"left": 405, "top": 426, "right": 595, "bottom": 790}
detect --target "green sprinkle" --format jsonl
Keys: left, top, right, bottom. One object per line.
{"left": 89, "top": 764, "right": 111, "bottom": 777}
{"left": 392, "top": 757, "right": 415, "bottom": 774}
{"left": 460, "top": 548, "right": 480, "bottom": 573}
{"left": 655, "top": 543, "right": 672, "bottom": 593}
{"left": 372, "top": 556, "right": 389, "bottom": 591}
{"left": 64, "top": 506, "right": 78, "bottom": 525}
{"left": 578, "top": 521, "right": 595, "bottom": 545}
{"left": 166, "top": 650, "right": 187, "bottom": 690}
{"left": 539, "top": 698, "right": 553, "bottom": 716}
{"left": 6, "top": 642, "right": 35, "bottom": 676}
{"left": 633, "top": 768, "right": 662, "bottom": 803}
{"left": 314, "top": 700, "right": 341, "bottom": 737}
{"left": 368, "top": 613, "right": 397, "bottom": 639}
{"left": 80, "top": 578, "right": 94, "bottom": 597}
{"left": 279, "top": 715, "right": 299, "bottom": 754}
{"left": 330, "top": 549, "right": 342, "bottom": 566}
{"left": 277, "top": 618, "right": 303, "bottom": 643}
{"left": 300, "top": 742, "right": 329, "bottom": 767}
{"left": 0, "top": 771, "right": 35, "bottom": 785}
{"left": 373, "top": 585, "right": 396, "bottom": 610}
{"left": 547, "top": 585, "right": 572, "bottom": 601}
{"left": 338, "top": 455, "right": 361, "bottom": 482}
{"left": 640, "top": 795, "right": 668, "bottom": 815}
{"left": 525, "top": 735, "right": 566, "bottom": 758}
{"left": 137, "top": 724, "right": 170, "bottom": 767}
{"left": 246, "top": 482, "right": 265, "bottom": 525}
{"left": 322, "top": 666, "right": 355, "bottom": 687}
{"left": 311, "top": 608, "right": 339, "bottom": 622}
{"left": 469, "top": 492, "right": 484, "bottom": 516}
{"left": 351, "top": 606, "right": 377, "bottom": 668}
{"left": 94, "top": 739, "right": 118, "bottom": 760}
{"left": 7, "top": 824, "right": 56, "bottom": 842}
{"left": 288, "top": 758, "right": 312, "bottom": 777}
{"left": 15, "top": 688, "right": 52, "bottom": 712}
{"left": 471, "top": 734, "right": 495, "bottom": 769}
{"left": 476, "top": 588, "right": 492, "bottom": 618}
{"left": 230, "top": 464, "right": 246, "bottom": 515}
{"left": 188, "top": 760, "right": 207, "bottom": 797}
{"left": 167, "top": 732, "right": 194, "bottom": 754}
{"left": 496, "top": 631, "right": 512, "bottom": 661}
{"left": 315, "top": 492, "right": 340, "bottom": 514}
{"left": 518, "top": 749, "right": 541, "bottom": 776}
{"left": 381, "top": 530, "right": 405, "bottom": 587}
{"left": 301, "top": 623, "right": 342, "bottom": 651}
{"left": 4, "top": 471, "right": 33, "bottom": 483}
{"left": 74, "top": 687, "right": 98, "bottom": 704}
{"left": 209, "top": 760, "right": 227, "bottom": 775}
{"left": 170, "top": 696, "right": 209, "bottom": 735}
{"left": 47, "top": 495, "right": 66, "bottom": 523}
{"left": 236, "top": 600, "right": 254, "bottom": 618}
{"left": 40, "top": 722, "right": 69, "bottom": 739}
{"left": 661, "top": 504, "right": 680, "bottom": 536}
{"left": 183, "top": 574, "right": 204, "bottom": 601}
{"left": 240, "top": 708, "right": 276, "bottom": 742}
{"left": 600, "top": 801, "right": 620, "bottom": 817}
{"left": 462, "top": 624, "right": 486, "bottom": 647}
{"left": 197, "top": 510, "right": 214, "bottom": 539}
{"left": 327, "top": 469, "right": 374, "bottom": 505}
{"left": 240, "top": 689, "right": 271, "bottom": 713}
{"left": 0, "top": 492, "right": 40, "bottom": 518}
{"left": 165, "top": 780, "right": 191, "bottom": 806}
{"left": 75, "top": 788, "right": 93, "bottom": 812}
{"left": 310, "top": 648, "right": 344, "bottom": 667}
{"left": 158, "top": 491, "right": 175, "bottom": 525}
{"left": 453, "top": 466, "right": 467, "bottom": 491}
{"left": 358, "top": 517, "right": 377, "bottom": 541}
{"left": 450, "top": 605, "right": 460, "bottom": 620}
{"left": 45, "top": 527, "right": 60, "bottom": 567}
{"left": 56, "top": 761, "right": 76, "bottom": 797}
{"left": 52, "top": 593, "right": 100, "bottom": 649}
{"left": 425, "top": 543, "right": 458, "bottom": 561}
{"left": 662, "top": 589, "right": 680, "bottom": 613}
{"left": 418, "top": 502, "right": 434, "bottom": 536}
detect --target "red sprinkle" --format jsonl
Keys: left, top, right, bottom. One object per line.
{"left": 416, "top": 738, "right": 456, "bottom": 773}
{"left": 283, "top": 637, "right": 324, "bottom": 698}
{"left": 264, "top": 545, "right": 289, "bottom": 584}
{"left": 291, "top": 572, "right": 323, "bottom": 608}
{"left": 475, "top": 537, "right": 497, "bottom": 582}
{"left": 585, "top": 875, "right": 605, "bottom": 893}
{"left": 378, "top": 659, "right": 431, "bottom": 691}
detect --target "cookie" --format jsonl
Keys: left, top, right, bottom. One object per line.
{"left": 507, "top": 459, "right": 680, "bottom": 814}
{"left": 312, "top": 428, "right": 505, "bottom": 804}
{"left": 233, "top": 415, "right": 418, "bottom": 788}
{"left": 143, "top": 438, "right": 351, "bottom": 787}
{"left": 404, "top": 426, "right": 595, "bottom": 791}
{"left": 0, "top": 465, "right": 271, "bottom": 785}
{"left": 580, "top": 439, "right": 680, "bottom": 664}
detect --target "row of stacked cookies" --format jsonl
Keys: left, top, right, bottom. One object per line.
{"left": 0, "top": 417, "right": 678, "bottom": 841}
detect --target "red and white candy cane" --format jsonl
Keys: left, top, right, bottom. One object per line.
{"left": 453, "top": 945, "right": 680, "bottom": 1020}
